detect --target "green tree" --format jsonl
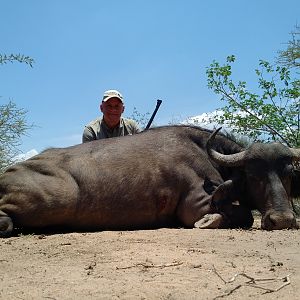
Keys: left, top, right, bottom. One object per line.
{"left": 0, "top": 54, "right": 35, "bottom": 173}
{"left": 0, "top": 101, "right": 32, "bottom": 171}
{"left": 129, "top": 107, "right": 151, "bottom": 129}
{"left": 0, "top": 53, "right": 34, "bottom": 67}
{"left": 203, "top": 26, "right": 300, "bottom": 147}
{"left": 206, "top": 55, "right": 299, "bottom": 146}
{"left": 277, "top": 25, "right": 300, "bottom": 71}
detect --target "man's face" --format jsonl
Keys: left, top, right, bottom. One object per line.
{"left": 100, "top": 97, "right": 124, "bottom": 126}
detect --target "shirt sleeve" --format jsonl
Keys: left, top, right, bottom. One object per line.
{"left": 132, "top": 121, "right": 141, "bottom": 133}
{"left": 82, "top": 126, "right": 96, "bottom": 143}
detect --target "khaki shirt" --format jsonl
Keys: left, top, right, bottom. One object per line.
{"left": 82, "top": 117, "right": 140, "bottom": 143}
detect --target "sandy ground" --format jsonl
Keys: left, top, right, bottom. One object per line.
{"left": 0, "top": 219, "right": 299, "bottom": 300}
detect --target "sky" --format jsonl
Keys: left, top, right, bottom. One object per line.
{"left": 0, "top": 0, "right": 299, "bottom": 155}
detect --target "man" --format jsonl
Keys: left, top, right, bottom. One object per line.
{"left": 82, "top": 89, "right": 140, "bottom": 143}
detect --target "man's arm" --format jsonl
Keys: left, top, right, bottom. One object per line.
{"left": 125, "top": 119, "right": 141, "bottom": 134}
{"left": 132, "top": 121, "right": 141, "bottom": 134}
{"left": 82, "top": 126, "right": 97, "bottom": 143}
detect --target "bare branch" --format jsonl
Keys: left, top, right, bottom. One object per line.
{"left": 116, "top": 260, "right": 183, "bottom": 270}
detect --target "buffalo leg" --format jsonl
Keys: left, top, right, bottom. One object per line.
{"left": 194, "top": 205, "right": 254, "bottom": 229}
{"left": 194, "top": 213, "right": 224, "bottom": 228}
{"left": 176, "top": 187, "right": 221, "bottom": 228}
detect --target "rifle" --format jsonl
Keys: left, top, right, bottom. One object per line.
{"left": 145, "top": 99, "right": 162, "bottom": 130}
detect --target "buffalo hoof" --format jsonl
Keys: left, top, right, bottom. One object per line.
{"left": 194, "top": 213, "right": 223, "bottom": 229}
{"left": 0, "top": 216, "right": 13, "bottom": 238}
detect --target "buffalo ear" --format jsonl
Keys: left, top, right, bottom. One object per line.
{"left": 212, "top": 180, "right": 235, "bottom": 206}
{"left": 291, "top": 169, "right": 300, "bottom": 198}
{"left": 203, "top": 178, "right": 220, "bottom": 195}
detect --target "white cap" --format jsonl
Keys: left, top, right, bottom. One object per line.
{"left": 102, "top": 89, "right": 124, "bottom": 103}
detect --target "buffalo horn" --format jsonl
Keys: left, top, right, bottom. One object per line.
{"left": 206, "top": 127, "right": 246, "bottom": 167}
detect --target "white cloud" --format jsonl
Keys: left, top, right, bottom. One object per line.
{"left": 183, "top": 111, "right": 224, "bottom": 129}
{"left": 14, "top": 149, "right": 39, "bottom": 162}
{"left": 183, "top": 110, "right": 250, "bottom": 132}
{"left": 182, "top": 110, "right": 232, "bottom": 133}
{"left": 182, "top": 110, "right": 255, "bottom": 145}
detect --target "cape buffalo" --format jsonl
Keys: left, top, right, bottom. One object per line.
{"left": 0, "top": 125, "right": 299, "bottom": 237}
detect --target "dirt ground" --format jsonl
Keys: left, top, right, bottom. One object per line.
{"left": 0, "top": 219, "right": 299, "bottom": 300}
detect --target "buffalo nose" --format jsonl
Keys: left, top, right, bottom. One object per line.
{"left": 263, "top": 211, "right": 297, "bottom": 230}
